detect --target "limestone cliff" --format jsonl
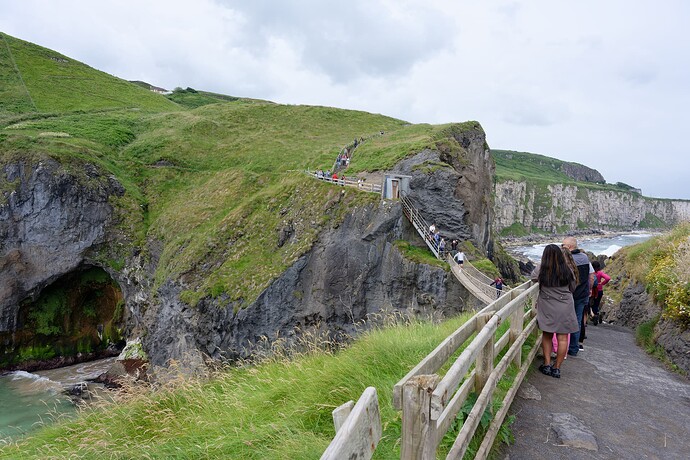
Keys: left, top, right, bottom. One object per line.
{"left": 494, "top": 180, "right": 690, "bottom": 233}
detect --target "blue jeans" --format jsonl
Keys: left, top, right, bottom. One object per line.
{"left": 569, "top": 297, "right": 587, "bottom": 355}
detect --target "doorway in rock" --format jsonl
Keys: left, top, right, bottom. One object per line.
{"left": 1, "top": 266, "right": 125, "bottom": 369}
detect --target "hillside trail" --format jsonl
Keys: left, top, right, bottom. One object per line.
{"left": 503, "top": 323, "right": 690, "bottom": 459}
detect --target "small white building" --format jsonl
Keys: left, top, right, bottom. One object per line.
{"left": 382, "top": 174, "right": 411, "bottom": 199}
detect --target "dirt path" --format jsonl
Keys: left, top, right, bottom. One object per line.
{"left": 504, "top": 323, "right": 690, "bottom": 459}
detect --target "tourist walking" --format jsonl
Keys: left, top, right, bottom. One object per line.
{"left": 454, "top": 251, "right": 464, "bottom": 267}
{"left": 439, "top": 238, "right": 446, "bottom": 256}
{"left": 531, "top": 244, "right": 580, "bottom": 378}
{"left": 562, "top": 237, "right": 595, "bottom": 355}
{"left": 590, "top": 261, "right": 611, "bottom": 325}
{"left": 490, "top": 277, "right": 504, "bottom": 298}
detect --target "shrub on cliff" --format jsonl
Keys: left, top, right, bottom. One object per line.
{"left": 612, "top": 223, "right": 690, "bottom": 327}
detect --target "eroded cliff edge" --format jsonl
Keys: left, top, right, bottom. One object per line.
{"left": 0, "top": 123, "right": 496, "bottom": 369}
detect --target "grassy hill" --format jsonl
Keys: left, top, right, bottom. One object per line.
{"left": 0, "top": 32, "right": 176, "bottom": 118}
{"left": 0, "top": 31, "right": 472, "bottom": 309}
{"left": 492, "top": 149, "right": 635, "bottom": 193}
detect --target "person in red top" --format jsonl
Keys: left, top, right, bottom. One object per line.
{"left": 591, "top": 261, "right": 611, "bottom": 325}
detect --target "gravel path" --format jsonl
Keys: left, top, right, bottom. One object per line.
{"left": 503, "top": 323, "right": 690, "bottom": 459}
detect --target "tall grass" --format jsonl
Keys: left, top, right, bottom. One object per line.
{"left": 0, "top": 311, "right": 528, "bottom": 459}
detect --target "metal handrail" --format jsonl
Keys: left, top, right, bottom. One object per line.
{"left": 400, "top": 193, "right": 441, "bottom": 259}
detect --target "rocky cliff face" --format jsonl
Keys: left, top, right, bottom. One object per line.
{"left": 392, "top": 123, "right": 494, "bottom": 254}
{"left": 604, "top": 281, "right": 690, "bottom": 373}
{"left": 0, "top": 159, "right": 125, "bottom": 332}
{"left": 560, "top": 163, "right": 605, "bottom": 183}
{"left": 1, "top": 125, "right": 496, "bottom": 369}
{"left": 495, "top": 180, "right": 690, "bottom": 233}
{"left": 139, "top": 201, "right": 482, "bottom": 366}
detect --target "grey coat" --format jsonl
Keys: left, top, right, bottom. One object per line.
{"left": 531, "top": 264, "right": 580, "bottom": 334}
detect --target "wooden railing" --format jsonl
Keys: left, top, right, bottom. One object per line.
{"left": 393, "top": 281, "right": 540, "bottom": 459}
{"left": 321, "top": 387, "right": 382, "bottom": 460}
{"left": 309, "top": 172, "right": 382, "bottom": 194}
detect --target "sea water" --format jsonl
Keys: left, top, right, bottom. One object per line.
{"left": 511, "top": 232, "right": 656, "bottom": 262}
{"left": 0, "top": 357, "right": 117, "bottom": 441}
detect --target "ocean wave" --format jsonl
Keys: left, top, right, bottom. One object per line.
{"left": 601, "top": 244, "right": 623, "bottom": 256}
{"left": 7, "top": 371, "right": 61, "bottom": 395}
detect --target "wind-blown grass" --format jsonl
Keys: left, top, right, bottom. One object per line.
{"left": 0, "top": 311, "right": 529, "bottom": 459}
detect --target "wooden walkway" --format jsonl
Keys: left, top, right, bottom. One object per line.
{"left": 400, "top": 193, "right": 507, "bottom": 304}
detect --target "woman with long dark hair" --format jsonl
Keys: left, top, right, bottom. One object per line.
{"left": 531, "top": 244, "right": 580, "bottom": 378}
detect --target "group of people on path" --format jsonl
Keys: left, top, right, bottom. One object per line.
{"left": 428, "top": 223, "right": 462, "bottom": 261}
{"left": 532, "top": 237, "right": 609, "bottom": 379}
{"left": 428, "top": 223, "right": 506, "bottom": 298}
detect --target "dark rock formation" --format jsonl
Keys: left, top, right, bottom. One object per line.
{"left": 655, "top": 318, "right": 690, "bottom": 373}
{"left": 560, "top": 162, "right": 605, "bottom": 183}
{"left": 141, "top": 201, "right": 482, "bottom": 366}
{"left": 392, "top": 123, "right": 494, "bottom": 255}
{"left": 0, "top": 159, "right": 126, "bottom": 329}
{"left": 604, "top": 281, "right": 690, "bottom": 373}
{"left": 606, "top": 282, "right": 660, "bottom": 329}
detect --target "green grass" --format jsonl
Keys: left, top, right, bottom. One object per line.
{"left": 472, "top": 258, "right": 502, "bottom": 279}
{"left": 394, "top": 240, "right": 449, "bottom": 270}
{"left": 0, "top": 312, "right": 533, "bottom": 459}
{"left": 1, "top": 32, "right": 177, "bottom": 114}
{"left": 0, "top": 33, "right": 36, "bottom": 116}
{"left": 492, "top": 149, "right": 642, "bottom": 194}
{"left": 165, "top": 87, "right": 241, "bottom": 109}
{"left": 1, "top": 84, "right": 474, "bottom": 308}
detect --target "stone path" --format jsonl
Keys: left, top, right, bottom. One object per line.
{"left": 504, "top": 323, "right": 690, "bottom": 459}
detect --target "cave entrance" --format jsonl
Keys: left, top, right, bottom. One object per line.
{"left": 1, "top": 266, "right": 125, "bottom": 369}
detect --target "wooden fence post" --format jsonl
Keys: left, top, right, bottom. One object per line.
{"left": 321, "top": 387, "right": 381, "bottom": 460}
{"left": 475, "top": 313, "right": 494, "bottom": 394}
{"left": 332, "top": 400, "right": 354, "bottom": 433}
{"left": 401, "top": 374, "right": 440, "bottom": 460}
{"left": 509, "top": 306, "right": 524, "bottom": 368}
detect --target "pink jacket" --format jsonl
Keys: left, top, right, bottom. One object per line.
{"left": 595, "top": 271, "right": 611, "bottom": 292}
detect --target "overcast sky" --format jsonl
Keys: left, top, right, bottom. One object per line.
{"left": 2, "top": 1, "right": 689, "bottom": 199}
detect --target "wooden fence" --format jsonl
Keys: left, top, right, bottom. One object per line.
{"left": 393, "top": 280, "right": 540, "bottom": 459}
{"left": 321, "top": 387, "right": 382, "bottom": 460}
{"left": 310, "top": 172, "right": 383, "bottom": 193}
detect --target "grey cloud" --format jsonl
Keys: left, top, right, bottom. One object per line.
{"left": 213, "top": 0, "right": 453, "bottom": 82}
{"left": 501, "top": 98, "right": 571, "bottom": 127}
{"left": 620, "top": 67, "right": 657, "bottom": 85}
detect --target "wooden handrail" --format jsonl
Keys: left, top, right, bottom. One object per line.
{"left": 321, "top": 387, "right": 382, "bottom": 460}
{"left": 398, "top": 281, "right": 540, "bottom": 459}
